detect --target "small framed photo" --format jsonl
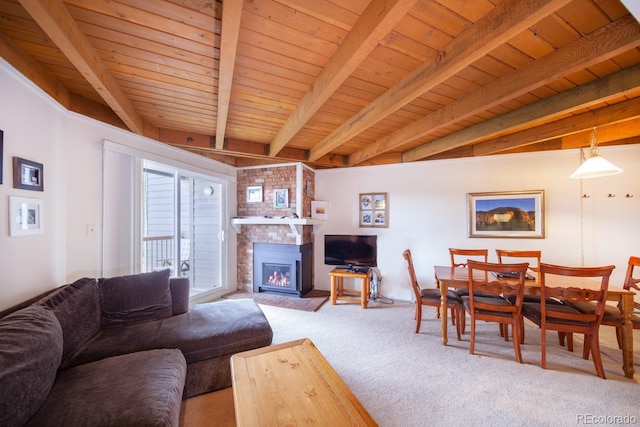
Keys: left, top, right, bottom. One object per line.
{"left": 360, "top": 194, "right": 372, "bottom": 209}
{"left": 311, "top": 201, "right": 330, "bottom": 220}
{"left": 246, "top": 186, "right": 263, "bottom": 203}
{"left": 13, "top": 157, "right": 44, "bottom": 191}
{"left": 468, "top": 190, "right": 545, "bottom": 238}
{"left": 306, "top": 180, "right": 313, "bottom": 197}
{"left": 360, "top": 210, "right": 372, "bottom": 226}
{"left": 9, "top": 196, "right": 44, "bottom": 236}
{"left": 274, "top": 188, "right": 288, "bottom": 209}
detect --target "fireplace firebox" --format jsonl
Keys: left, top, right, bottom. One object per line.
{"left": 253, "top": 242, "right": 312, "bottom": 296}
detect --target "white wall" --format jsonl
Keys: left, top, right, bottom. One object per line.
{"left": 0, "top": 59, "right": 237, "bottom": 311}
{"left": 313, "top": 147, "right": 640, "bottom": 304}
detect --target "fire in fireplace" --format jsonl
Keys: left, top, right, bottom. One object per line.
{"left": 253, "top": 242, "right": 312, "bottom": 296}
{"left": 264, "top": 263, "right": 292, "bottom": 287}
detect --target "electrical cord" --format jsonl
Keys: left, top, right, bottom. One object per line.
{"left": 369, "top": 267, "right": 394, "bottom": 304}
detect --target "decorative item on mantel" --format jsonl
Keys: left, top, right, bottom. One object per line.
{"left": 570, "top": 128, "right": 623, "bottom": 179}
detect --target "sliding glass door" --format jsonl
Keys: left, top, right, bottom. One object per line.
{"left": 142, "top": 161, "right": 223, "bottom": 296}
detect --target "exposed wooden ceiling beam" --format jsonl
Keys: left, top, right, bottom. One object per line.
{"left": 468, "top": 98, "right": 640, "bottom": 156}
{"left": 215, "top": 0, "right": 243, "bottom": 149}
{"left": 351, "top": 16, "right": 640, "bottom": 165}
{"left": 560, "top": 118, "right": 640, "bottom": 148}
{"left": 401, "top": 61, "right": 640, "bottom": 162}
{"left": 307, "top": 0, "right": 573, "bottom": 161}
{"left": 158, "top": 129, "right": 345, "bottom": 168}
{"left": 18, "top": 0, "right": 145, "bottom": 134}
{"left": 267, "top": 0, "right": 418, "bottom": 157}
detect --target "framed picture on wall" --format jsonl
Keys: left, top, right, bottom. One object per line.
{"left": 360, "top": 192, "right": 388, "bottom": 228}
{"left": 274, "top": 188, "right": 288, "bottom": 209}
{"left": 468, "top": 190, "right": 545, "bottom": 238}
{"left": 311, "top": 201, "right": 330, "bottom": 220}
{"left": 9, "top": 196, "right": 44, "bottom": 236}
{"left": 13, "top": 157, "right": 44, "bottom": 191}
{"left": 246, "top": 186, "right": 263, "bottom": 203}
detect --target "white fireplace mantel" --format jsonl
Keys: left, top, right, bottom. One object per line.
{"left": 230, "top": 216, "right": 324, "bottom": 241}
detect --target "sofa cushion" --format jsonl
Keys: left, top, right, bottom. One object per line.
{"left": 25, "top": 349, "right": 186, "bottom": 427}
{"left": 0, "top": 306, "right": 63, "bottom": 427}
{"left": 37, "top": 278, "right": 101, "bottom": 367}
{"left": 69, "top": 298, "right": 273, "bottom": 367}
{"left": 100, "top": 269, "right": 173, "bottom": 328}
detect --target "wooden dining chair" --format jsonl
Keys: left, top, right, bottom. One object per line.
{"left": 563, "top": 256, "right": 640, "bottom": 349}
{"left": 449, "top": 248, "right": 488, "bottom": 269}
{"left": 521, "top": 263, "right": 615, "bottom": 379}
{"left": 403, "top": 249, "right": 462, "bottom": 339}
{"left": 448, "top": 248, "right": 493, "bottom": 334}
{"left": 464, "top": 260, "right": 529, "bottom": 363}
{"left": 495, "top": 249, "right": 564, "bottom": 342}
{"left": 496, "top": 249, "right": 541, "bottom": 281}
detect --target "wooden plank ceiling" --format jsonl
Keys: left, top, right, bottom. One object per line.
{"left": 1, "top": 0, "right": 639, "bottom": 168}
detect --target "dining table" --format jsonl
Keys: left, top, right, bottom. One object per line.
{"left": 434, "top": 265, "right": 636, "bottom": 379}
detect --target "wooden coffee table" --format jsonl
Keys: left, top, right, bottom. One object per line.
{"left": 230, "top": 338, "right": 377, "bottom": 426}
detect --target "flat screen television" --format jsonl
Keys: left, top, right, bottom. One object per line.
{"left": 324, "top": 234, "right": 377, "bottom": 269}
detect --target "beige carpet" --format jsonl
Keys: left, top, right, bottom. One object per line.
{"left": 222, "top": 289, "right": 329, "bottom": 312}
{"left": 181, "top": 299, "right": 639, "bottom": 427}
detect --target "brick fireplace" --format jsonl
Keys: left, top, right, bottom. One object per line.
{"left": 235, "top": 163, "right": 316, "bottom": 294}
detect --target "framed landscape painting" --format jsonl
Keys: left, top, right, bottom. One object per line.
{"left": 468, "top": 190, "right": 544, "bottom": 238}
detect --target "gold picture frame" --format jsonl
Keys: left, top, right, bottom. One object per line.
{"left": 468, "top": 190, "right": 545, "bottom": 238}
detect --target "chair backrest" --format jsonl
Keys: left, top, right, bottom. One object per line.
{"left": 496, "top": 249, "right": 542, "bottom": 279}
{"left": 539, "top": 263, "right": 615, "bottom": 326}
{"left": 402, "top": 249, "right": 421, "bottom": 301}
{"left": 466, "top": 260, "right": 529, "bottom": 309}
{"left": 449, "top": 248, "right": 488, "bottom": 268}
{"left": 623, "top": 256, "right": 640, "bottom": 309}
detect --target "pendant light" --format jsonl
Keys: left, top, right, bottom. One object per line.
{"left": 570, "top": 128, "right": 623, "bottom": 179}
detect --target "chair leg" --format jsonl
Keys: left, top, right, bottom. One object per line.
{"left": 541, "top": 327, "right": 547, "bottom": 369}
{"left": 415, "top": 304, "right": 422, "bottom": 333}
{"left": 567, "top": 333, "right": 574, "bottom": 352}
{"left": 469, "top": 316, "right": 476, "bottom": 355}
{"left": 512, "top": 320, "right": 523, "bottom": 363}
{"left": 582, "top": 335, "right": 591, "bottom": 360}
{"left": 589, "top": 331, "right": 606, "bottom": 379}
{"left": 615, "top": 326, "right": 622, "bottom": 349}
{"left": 453, "top": 307, "right": 462, "bottom": 341}
{"left": 558, "top": 332, "right": 565, "bottom": 346}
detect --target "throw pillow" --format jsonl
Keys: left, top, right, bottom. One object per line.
{"left": 99, "top": 269, "right": 173, "bottom": 328}
{"left": 37, "top": 278, "right": 101, "bottom": 367}
{"left": 0, "top": 306, "right": 63, "bottom": 427}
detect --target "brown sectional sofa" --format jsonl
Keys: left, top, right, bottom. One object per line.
{"left": 0, "top": 269, "right": 273, "bottom": 427}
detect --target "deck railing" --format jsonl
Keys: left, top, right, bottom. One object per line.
{"left": 142, "top": 235, "right": 174, "bottom": 273}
